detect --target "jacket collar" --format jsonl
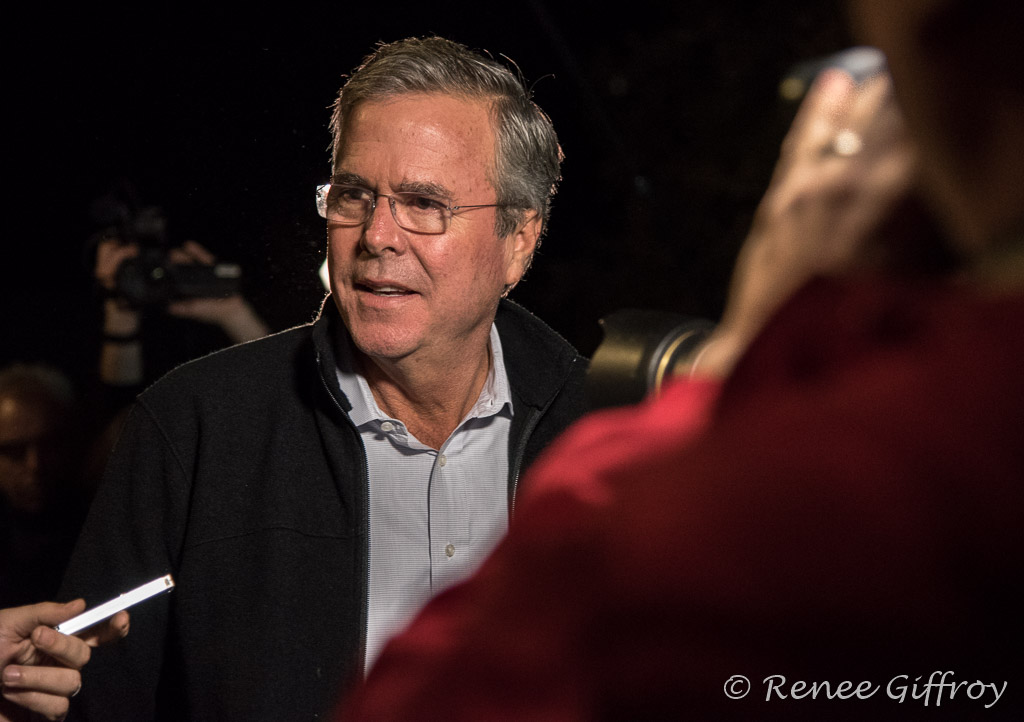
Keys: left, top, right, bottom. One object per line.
{"left": 310, "top": 295, "right": 582, "bottom": 415}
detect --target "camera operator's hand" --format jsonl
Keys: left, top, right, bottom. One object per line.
{"left": 95, "top": 239, "right": 142, "bottom": 334}
{"left": 94, "top": 239, "right": 137, "bottom": 295}
{"left": 165, "top": 241, "right": 270, "bottom": 344}
{"left": 691, "top": 69, "right": 916, "bottom": 379}
{"left": 95, "top": 239, "right": 144, "bottom": 387}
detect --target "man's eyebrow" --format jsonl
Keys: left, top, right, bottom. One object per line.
{"left": 392, "top": 179, "right": 453, "bottom": 200}
{"left": 329, "top": 172, "right": 454, "bottom": 201}
{"left": 331, "top": 170, "right": 370, "bottom": 187}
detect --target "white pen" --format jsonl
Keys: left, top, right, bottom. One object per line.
{"left": 56, "top": 575, "right": 175, "bottom": 636}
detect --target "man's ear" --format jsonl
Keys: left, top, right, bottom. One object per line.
{"left": 504, "top": 211, "right": 543, "bottom": 289}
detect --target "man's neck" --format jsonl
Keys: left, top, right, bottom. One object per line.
{"left": 357, "top": 338, "right": 493, "bottom": 450}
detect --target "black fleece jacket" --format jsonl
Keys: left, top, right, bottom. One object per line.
{"left": 61, "top": 298, "right": 587, "bottom": 721}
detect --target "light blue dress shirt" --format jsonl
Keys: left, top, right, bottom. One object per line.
{"left": 334, "top": 325, "right": 513, "bottom": 671}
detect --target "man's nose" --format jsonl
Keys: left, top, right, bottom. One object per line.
{"left": 24, "top": 443, "right": 41, "bottom": 473}
{"left": 360, "top": 197, "right": 407, "bottom": 255}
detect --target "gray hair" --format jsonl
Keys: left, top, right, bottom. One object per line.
{"left": 330, "top": 36, "right": 563, "bottom": 243}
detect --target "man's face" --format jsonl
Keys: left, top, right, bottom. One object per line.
{"left": 0, "top": 394, "right": 62, "bottom": 513}
{"left": 328, "top": 93, "right": 539, "bottom": 368}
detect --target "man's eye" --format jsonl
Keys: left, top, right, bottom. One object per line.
{"left": 405, "top": 195, "right": 446, "bottom": 213}
{"left": 335, "top": 186, "right": 371, "bottom": 203}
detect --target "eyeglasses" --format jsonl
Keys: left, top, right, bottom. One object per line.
{"left": 316, "top": 183, "right": 504, "bottom": 235}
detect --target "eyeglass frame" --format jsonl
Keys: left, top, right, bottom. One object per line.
{"left": 316, "top": 183, "right": 508, "bottom": 235}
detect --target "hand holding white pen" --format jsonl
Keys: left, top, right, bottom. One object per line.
{"left": 1, "top": 599, "right": 130, "bottom": 721}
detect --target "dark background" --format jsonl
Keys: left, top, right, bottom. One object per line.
{"left": 4, "top": 1, "right": 852, "bottom": 389}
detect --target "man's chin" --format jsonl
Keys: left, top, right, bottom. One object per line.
{"left": 347, "top": 324, "right": 423, "bottom": 366}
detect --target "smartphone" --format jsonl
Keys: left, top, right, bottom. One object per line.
{"left": 56, "top": 574, "right": 175, "bottom": 636}
{"left": 779, "top": 46, "right": 887, "bottom": 102}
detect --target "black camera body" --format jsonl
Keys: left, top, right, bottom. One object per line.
{"left": 115, "top": 249, "right": 242, "bottom": 307}
{"left": 100, "top": 204, "right": 242, "bottom": 306}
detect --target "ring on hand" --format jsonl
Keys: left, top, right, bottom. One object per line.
{"left": 830, "top": 129, "right": 864, "bottom": 156}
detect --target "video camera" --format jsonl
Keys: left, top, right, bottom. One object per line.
{"left": 92, "top": 197, "right": 242, "bottom": 307}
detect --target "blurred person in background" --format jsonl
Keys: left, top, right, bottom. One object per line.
{"left": 0, "top": 365, "right": 87, "bottom": 610}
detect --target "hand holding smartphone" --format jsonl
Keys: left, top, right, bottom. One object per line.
{"left": 56, "top": 575, "right": 175, "bottom": 636}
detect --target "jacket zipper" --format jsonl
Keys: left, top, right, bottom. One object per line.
{"left": 316, "top": 351, "right": 371, "bottom": 679}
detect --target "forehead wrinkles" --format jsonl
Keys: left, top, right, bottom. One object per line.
{"left": 337, "top": 94, "right": 500, "bottom": 189}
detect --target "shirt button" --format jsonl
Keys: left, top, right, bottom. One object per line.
{"left": 380, "top": 421, "right": 394, "bottom": 432}
{"left": 438, "top": 454, "right": 447, "bottom": 467}
{"left": 445, "top": 543, "right": 456, "bottom": 558}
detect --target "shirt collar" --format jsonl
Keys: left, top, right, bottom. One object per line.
{"left": 334, "top": 325, "right": 513, "bottom": 430}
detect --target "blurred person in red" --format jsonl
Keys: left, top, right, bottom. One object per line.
{"left": 339, "top": 0, "right": 1024, "bottom": 719}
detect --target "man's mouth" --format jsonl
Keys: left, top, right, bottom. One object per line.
{"left": 356, "top": 281, "right": 416, "bottom": 297}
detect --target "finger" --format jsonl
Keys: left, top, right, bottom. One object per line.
{"left": 33, "top": 600, "right": 87, "bottom": 631}
{"left": 78, "top": 612, "right": 129, "bottom": 648}
{"left": 29, "top": 627, "right": 90, "bottom": 670}
{"left": 0, "top": 601, "right": 86, "bottom": 642}
{"left": 166, "top": 300, "right": 199, "bottom": 316}
{"left": 96, "top": 241, "right": 138, "bottom": 262}
{"left": 844, "top": 73, "right": 907, "bottom": 153}
{"left": 167, "top": 247, "right": 195, "bottom": 264}
{"left": 95, "top": 244, "right": 139, "bottom": 286}
{"left": 113, "top": 244, "right": 140, "bottom": 262}
{"left": 782, "top": 69, "right": 857, "bottom": 164}
{"left": 830, "top": 74, "right": 915, "bottom": 191}
{"left": 0, "top": 686, "right": 70, "bottom": 722}
{"left": 1, "top": 664, "right": 80, "bottom": 698}
{"left": 181, "top": 240, "right": 216, "bottom": 264}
